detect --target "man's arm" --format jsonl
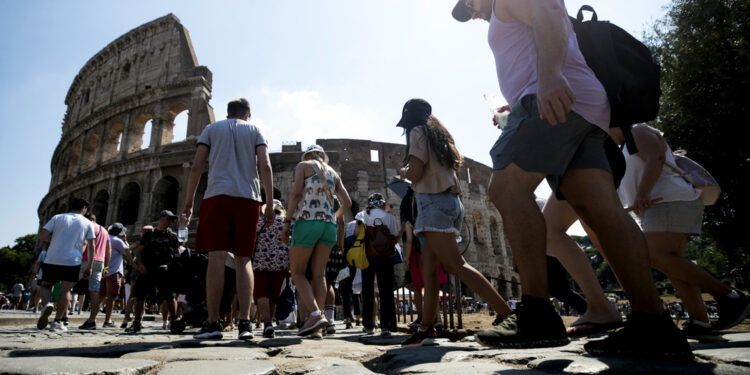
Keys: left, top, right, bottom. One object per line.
{"left": 500, "top": 0, "right": 575, "bottom": 125}
{"left": 39, "top": 229, "right": 51, "bottom": 243}
{"left": 257, "top": 145, "right": 275, "bottom": 225}
{"left": 631, "top": 126, "right": 667, "bottom": 214}
{"left": 82, "top": 238, "right": 95, "bottom": 278}
{"left": 104, "top": 240, "right": 111, "bottom": 271}
{"left": 135, "top": 244, "right": 147, "bottom": 274}
{"left": 182, "top": 144, "right": 209, "bottom": 225}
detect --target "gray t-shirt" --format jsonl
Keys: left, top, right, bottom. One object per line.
{"left": 108, "top": 235, "right": 126, "bottom": 275}
{"left": 197, "top": 118, "right": 267, "bottom": 201}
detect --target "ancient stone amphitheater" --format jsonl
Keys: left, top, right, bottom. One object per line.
{"left": 38, "top": 14, "right": 520, "bottom": 298}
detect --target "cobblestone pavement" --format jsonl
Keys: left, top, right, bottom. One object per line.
{"left": 0, "top": 312, "right": 748, "bottom": 374}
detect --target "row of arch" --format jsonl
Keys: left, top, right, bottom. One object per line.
{"left": 471, "top": 209, "right": 511, "bottom": 258}
{"left": 54, "top": 104, "right": 191, "bottom": 185}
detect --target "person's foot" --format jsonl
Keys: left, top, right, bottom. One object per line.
{"left": 345, "top": 319, "right": 353, "bottom": 329}
{"left": 475, "top": 296, "right": 569, "bottom": 348}
{"left": 238, "top": 320, "right": 254, "bottom": 340}
{"left": 380, "top": 330, "right": 392, "bottom": 337}
{"left": 194, "top": 321, "right": 223, "bottom": 340}
{"left": 49, "top": 321, "right": 68, "bottom": 332}
{"left": 309, "top": 330, "right": 323, "bottom": 339}
{"left": 61, "top": 316, "right": 69, "bottom": 326}
{"left": 408, "top": 317, "right": 422, "bottom": 328}
{"left": 491, "top": 315, "right": 504, "bottom": 326}
{"left": 680, "top": 319, "right": 716, "bottom": 338}
{"left": 37, "top": 303, "right": 54, "bottom": 330}
{"left": 401, "top": 327, "right": 437, "bottom": 346}
{"left": 125, "top": 321, "right": 142, "bottom": 333}
{"left": 297, "top": 313, "right": 328, "bottom": 337}
{"left": 326, "top": 324, "right": 336, "bottom": 335}
{"left": 363, "top": 328, "right": 375, "bottom": 335}
{"left": 263, "top": 325, "right": 275, "bottom": 339}
{"left": 120, "top": 318, "right": 130, "bottom": 329}
{"left": 79, "top": 319, "right": 97, "bottom": 330}
{"left": 584, "top": 311, "right": 693, "bottom": 361}
{"left": 162, "top": 321, "right": 169, "bottom": 330}
{"left": 103, "top": 321, "right": 116, "bottom": 328}
{"left": 714, "top": 291, "right": 750, "bottom": 331}
{"left": 355, "top": 318, "right": 361, "bottom": 326}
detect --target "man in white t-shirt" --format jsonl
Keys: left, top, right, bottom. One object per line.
{"left": 183, "top": 98, "right": 275, "bottom": 340}
{"left": 37, "top": 198, "right": 96, "bottom": 331}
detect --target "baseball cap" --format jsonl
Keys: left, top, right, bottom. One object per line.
{"left": 396, "top": 98, "right": 432, "bottom": 129}
{"left": 452, "top": 0, "right": 472, "bottom": 22}
{"left": 158, "top": 210, "right": 178, "bottom": 220}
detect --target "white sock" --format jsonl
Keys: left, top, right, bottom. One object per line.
{"left": 727, "top": 290, "right": 741, "bottom": 299}
{"left": 324, "top": 305, "right": 335, "bottom": 322}
{"left": 310, "top": 310, "right": 321, "bottom": 317}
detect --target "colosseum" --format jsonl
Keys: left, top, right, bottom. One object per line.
{"left": 37, "top": 14, "right": 520, "bottom": 298}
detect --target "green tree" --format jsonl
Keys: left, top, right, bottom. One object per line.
{"left": 0, "top": 234, "right": 37, "bottom": 291}
{"left": 647, "top": 0, "right": 750, "bottom": 289}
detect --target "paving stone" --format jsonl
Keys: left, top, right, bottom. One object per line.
{"left": 157, "top": 359, "right": 277, "bottom": 375}
{"left": 272, "top": 357, "right": 368, "bottom": 375}
{"left": 695, "top": 347, "right": 750, "bottom": 366}
{"left": 121, "top": 347, "right": 269, "bottom": 362}
{"left": 396, "top": 361, "right": 543, "bottom": 374}
{"left": 0, "top": 356, "right": 158, "bottom": 375}
{"left": 306, "top": 365, "right": 376, "bottom": 375}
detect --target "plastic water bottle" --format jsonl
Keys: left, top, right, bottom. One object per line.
{"left": 178, "top": 214, "right": 188, "bottom": 243}
{"left": 483, "top": 94, "right": 510, "bottom": 129}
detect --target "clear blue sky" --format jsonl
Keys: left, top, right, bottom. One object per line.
{"left": 0, "top": 0, "right": 670, "bottom": 247}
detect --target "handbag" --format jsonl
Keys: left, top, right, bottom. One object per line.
{"left": 665, "top": 150, "right": 721, "bottom": 206}
{"left": 275, "top": 275, "right": 296, "bottom": 321}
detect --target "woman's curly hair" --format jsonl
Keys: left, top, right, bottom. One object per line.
{"left": 403, "top": 114, "right": 463, "bottom": 171}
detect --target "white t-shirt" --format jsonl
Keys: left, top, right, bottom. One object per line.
{"left": 197, "top": 118, "right": 267, "bottom": 201}
{"left": 108, "top": 236, "right": 127, "bottom": 275}
{"left": 355, "top": 208, "right": 400, "bottom": 237}
{"left": 43, "top": 213, "right": 96, "bottom": 266}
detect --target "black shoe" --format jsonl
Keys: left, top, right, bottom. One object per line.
{"left": 238, "top": 320, "right": 254, "bottom": 340}
{"left": 475, "top": 296, "right": 569, "bottom": 348}
{"left": 263, "top": 324, "right": 275, "bottom": 339}
{"left": 680, "top": 319, "right": 716, "bottom": 338}
{"left": 714, "top": 291, "right": 750, "bottom": 331}
{"left": 401, "top": 327, "right": 437, "bottom": 346}
{"left": 345, "top": 319, "right": 353, "bottom": 329}
{"left": 195, "top": 321, "right": 223, "bottom": 340}
{"left": 492, "top": 315, "right": 504, "bottom": 326}
{"left": 61, "top": 316, "right": 69, "bottom": 326}
{"left": 125, "top": 321, "right": 142, "bottom": 333}
{"left": 120, "top": 318, "right": 130, "bottom": 329}
{"left": 78, "top": 320, "right": 97, "bottom": 330}
{"left": 584, "top": 311, "right": 693, "bottom": 361}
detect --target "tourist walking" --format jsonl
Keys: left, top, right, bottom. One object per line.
{"left": 36, "top": 198, "right": 96, "bottom": 331}
{"left": 451, "top": 0, "right": 692, "bottom": 358}
{"left": 252, "top": 199, "right": 290, "bottom": 339}
{"left": 282, "top": 144, "right": 352, "bottom": 338}
{"left": 396, "top": 99, "right": 511, "bottom": 346}
{"left": 183, "top": 98, "right": 275, "bottom": 340}
{"left": 79, "top": 213, "right": 110, "bottom": 330}
{"left": 99, "top": 223, "right": 131, "bottom": 328}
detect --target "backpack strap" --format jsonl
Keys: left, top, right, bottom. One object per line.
{"left": 310, "top": 161, "right": 336, "bottom": 209}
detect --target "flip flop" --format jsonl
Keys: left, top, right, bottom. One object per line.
{"left": 567, "top": 320, "right": 624, "bottom": 338}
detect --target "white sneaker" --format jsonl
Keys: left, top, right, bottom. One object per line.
{"left": 37, "top": 303, "right": 54, "bottom": 330}
{"left": 49, "top": 321, "right": 68, "bottom": 332}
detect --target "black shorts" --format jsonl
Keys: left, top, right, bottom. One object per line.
{"left": 41, "top": 263, "right": 80, "bottom": 283}
{"left": 133, "top": 268, "right": 172, "bottom": 303}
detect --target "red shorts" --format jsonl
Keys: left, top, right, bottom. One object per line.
{"left": 99, "top": 273, "right": 121, "bottom": 297}
{"left": 253, "top": 270, "right": 287, "bottom": 304}
{"left": 409, "top": 250, "right": 448, "bottom": 288}
{"left": 196, "top": 195, "right": 261, "bottom": 257}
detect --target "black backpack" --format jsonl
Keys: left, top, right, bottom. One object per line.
{"left": 570, "top": 5, "right": 661, "bottom": 154}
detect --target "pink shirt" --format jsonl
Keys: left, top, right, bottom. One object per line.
{"left": 82, "top": 223, "right": 109, "bottom": 262}
{"left": 488, "top": 0, "right": 610, "bottom": 132}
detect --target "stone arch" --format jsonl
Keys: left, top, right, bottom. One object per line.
{"left": 472, "top": 209, "right": 484, "bottom": 244}
{"left": 163, "top": 102, "right": 189, "bottom": 144}
{"left": 67, "top": 139, "right": 82, "bottom": 178}
{"left": 490, "top": 216, "right": 502, "bottom": 255}
{"left": 127, "top": 112, "right": 153, "bottom": 153}
{"left": 92, "top": 190, "right": 109, "bottom": 225}
{"left": 82, "top": 131, "right": 100, "bottom": 169}
{"left": 118, "top": 182, "right": 141, "bottom": 225}
{"left": 102, "top": 121, "right": 124, "bottom": 162}
{"left": 151, "top": 176, "right": 180, "bottom": 218}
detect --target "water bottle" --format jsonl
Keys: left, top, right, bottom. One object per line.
{"left": 483, "top": 93, "right": 510, "bottom": 129}
{"left": 178, "top": 214, "right": 188, "bottom": 243}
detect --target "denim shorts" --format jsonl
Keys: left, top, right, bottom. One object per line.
{"left": 639, "top": 198, "right": 704, "bottom": 235}
{"left": 414, "top": 191, "right": 463, "bottom": 237}
{"left": 490, "top": 95, "right": 612, "bottom": 199}
{"left": 291, "top": 220, "right": 338, "bottom": 248}
{"left": 82, "top": 260, "right": 104, "bottom": 292}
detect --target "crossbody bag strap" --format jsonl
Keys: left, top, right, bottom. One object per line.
{"left": 310, "top": 161, "right": 336, "bottom": 208}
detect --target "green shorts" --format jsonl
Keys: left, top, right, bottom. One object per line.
{"left": 290, "top": 220, "right": 337, "bottom": 248}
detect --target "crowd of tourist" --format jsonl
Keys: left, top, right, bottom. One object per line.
{"left": 14, "top": 0, "right": 750, "bottom": 364}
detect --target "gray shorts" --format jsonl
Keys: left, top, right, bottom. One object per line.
{"left": 490, "top": 95, "right": 611, "bottom": 199}
{"left": 640, "top": 198, "right": 704, "bottom": 235}
{"left": 79, "top": 260, "right": 104, "bottom": 292}
{"left": 414, "top": 191, "right": 463, "bottom": 237}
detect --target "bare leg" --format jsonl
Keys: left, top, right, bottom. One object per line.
{"left": 55, "top": 282, "right": 75, "bottom": 321}
{"left": 414, "top": 287, "right": 424, "bottom": 322}
{"left": 543, "top": 195, "right": 621, "bottom": 327}
{"left": 87, "top": 292, "right": 101, "bottom": 321}
{"left": 206, "top": 251, "right": 227, "bottom": 323}
{"left": 258, "top": 297, "right": 272, "bottom": 323}
{"left": 560, "top": 168, "right": 661, "bottom": 314}
{"left": 289, "top": 246, "right": 318, "bottom": 314}
{"left": 235, "top": 255, "right": 254, "bottom": 320}
{"left": 310, "top": 243, "right": 332, "bottom": 312}
{"left": 104, "top": 296, "right": 115, "bottom": 322}
{"left": 420, "top": 232, "right": 511, "bottom": 331}
{"left": 488, "top": 163, "right": 549, "bottom": 298}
